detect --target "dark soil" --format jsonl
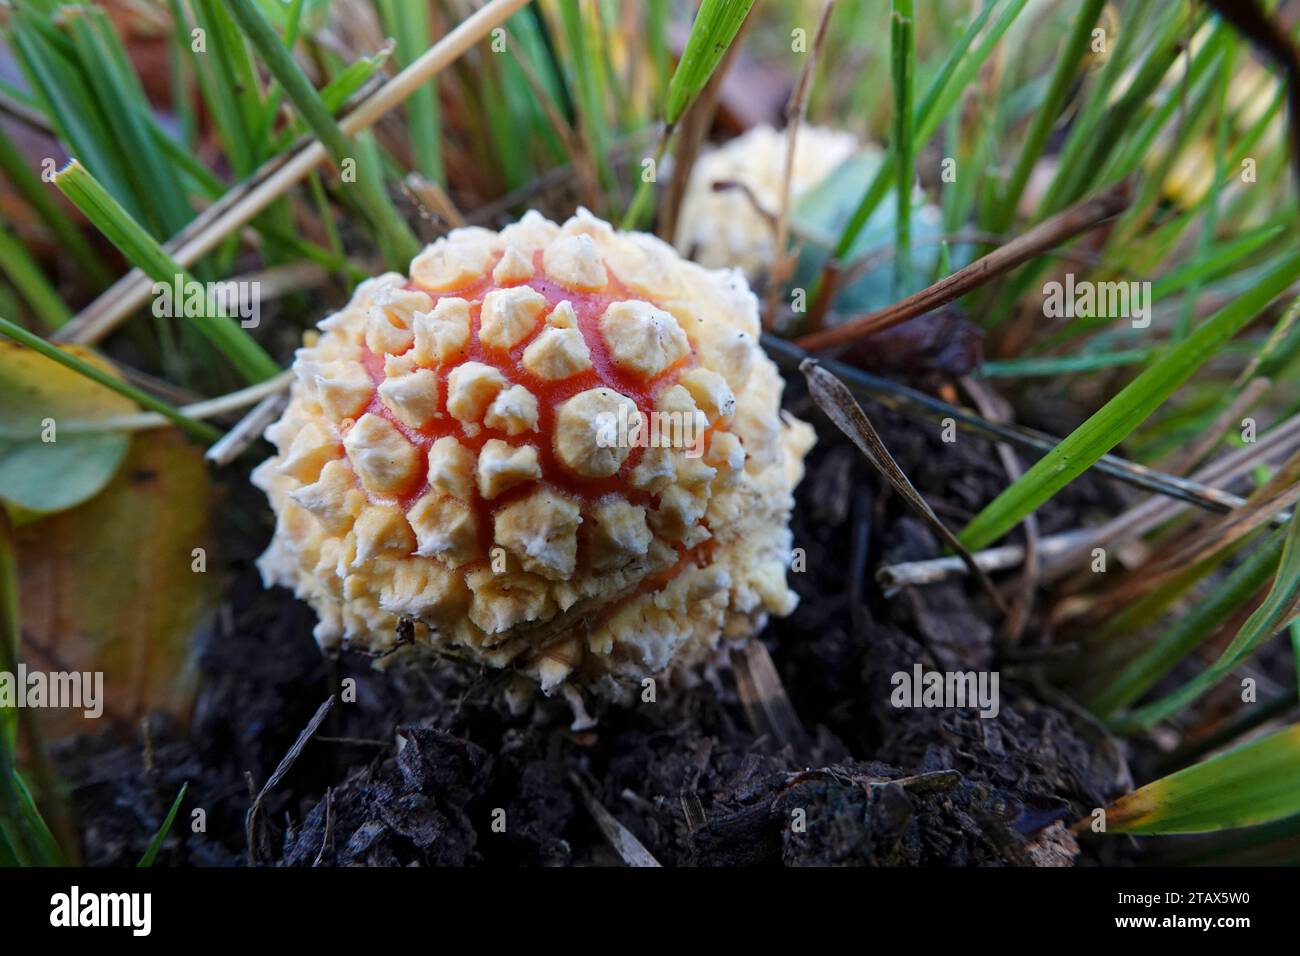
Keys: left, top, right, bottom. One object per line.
{"left": 52, "top": 374, "right": 1140, "bottom": 867}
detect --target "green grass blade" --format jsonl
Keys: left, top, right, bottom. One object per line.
{"left": 989, "top": 0, "right": 1106, "bottom": 234}
{"left": 645, "top": 0, "right": 670, "bottom": 102}
{"left": 0, "top": 130, "right": 111, "bottom": 287}
{"left": 0, "top": 519, "right": 45, "bottom": 865}
{"left": 960, "top": 247, "right": 1300, "bottom": 551}
{"left": 1115, "top": 506, "right": 1300, "bottom": 733}
{"left": 0, "top": 223, "right": 72, "bottom": 330}
{"left": 1092, "top": 530, "right": 1284, "bottom": 718}
{"left": 622, "top": 0, "right": 756, "bottom": 228}
{"left": 224, "top": 0, "right": 419, "bottom": 267}
{"left": 1292, "top": 621, "right": 1300, "bottom": 702}
{"left": 559, "top": 0, "right": 617, "bottom": 200}
{"left": 9, "top": 13, "right": 141, "bottom": 221}
{"left": 664, "top": 0, "right": 755, "bottom": 126}
{"left": 376, "top": 0, "right": 443, "bottom": 184}
{"left": 0, "top": 316, "right": 222, "bottom": 443}
{"left": 1174, "top": 37, "right": 1235, "bottom": 343}
{"left": 138, "top": 782, "right": 188, "bottom": 867}
{"left": 319, "top": 45, "right": 392, "bottom": 114}
{"left": 248, "top": 0, "right": 306, "bottom": 146}
{"left": 828, "top": 0, "right": 1022, "bottom": 263}
{"left": 890, "top": 0, "right": 915, "bottom": 294}
{"left": 1098, "top": 723, "right": 1300, "bottom": 834}
{"left": 53, "top": 161, "right": 280, "bottom": 385}
{"left": 976, "top": 349, "right": 1155, "bottom": 379}
{"left": 1150, "top": 222, "right": 1287, "bottom": 301}
{"left": 197, "top": 0, "right": 265, "bottom": 163}
{"left": 11, "top": 770, "right": 63, "bottom": 865}
{"left": 63, "top": 7, "right": 194, "bottom": 238}
{"left": 1039, "top": 6, "right": 1187, "bottom": 215}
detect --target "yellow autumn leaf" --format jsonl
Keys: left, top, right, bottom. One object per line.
{"left": 14, "top": 429, "right": 216, "bottom": 736}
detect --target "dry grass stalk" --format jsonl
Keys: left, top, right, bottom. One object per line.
{"left": 794, "top": 181, "right": 1132, "bottom": 352}
{"left": 55, "top": 0, "right": 533, "bottom": 346}
{"left": 763, "top": 0, "right": 836, "bottom": 331}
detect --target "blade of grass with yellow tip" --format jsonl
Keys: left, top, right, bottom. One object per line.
{"left": 1093, "top": 723, "right": 1300, "bottom": 834}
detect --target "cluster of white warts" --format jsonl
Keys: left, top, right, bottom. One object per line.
{"left": 255, "top": 208, "right": 814, "bottom": 697}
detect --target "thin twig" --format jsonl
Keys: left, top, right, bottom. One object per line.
{"left": 878, "top": 414, "right": 1300, "bottom": 588}
{"left": 205, "top": 389, "right": 291, "bottom": 466}
{"left": 794, "top": 180, "right": 1133, "bottom": 351}
{"left": 962, "top": 376, "right": 1039, "bottom": 643}
{"left": 0, "top": 370, "right": 293, "bottom": 439}
{"left": 1161, "top": 376, "right": 1271, "bottom": 476}
{"left": 1044, "top": 410, "right": 1300, "bottom": 580}
{"left": 401, "top": 173, "right": 467, "bottom": 230}
{"left": 877, "top": 529, "right": 1093, "bottom": 589}
{"left": 764, "top": 0, "right": 835, "bottom": 331}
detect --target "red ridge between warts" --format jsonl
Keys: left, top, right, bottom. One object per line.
{"left": 338, "top": 248, "right": 710, "bottom": 567}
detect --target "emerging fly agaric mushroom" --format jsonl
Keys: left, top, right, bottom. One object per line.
{"left": 673, "top": 124, "right": 863, "bottom": 281}
{"left": 254, "top": 208, "right": 815, "bottom": 697}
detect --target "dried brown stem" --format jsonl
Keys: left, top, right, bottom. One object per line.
{"left": 794, "top": 180, "right": 1132, "bottom": 352}
{"left": 55, "top": 0, "right": 533, "bottom": 345}
{"left": 763, "top": 0, "right": 836, "bottom": 331}
{"left": 961, "top": 376, "right": 1039, "bottom": 644}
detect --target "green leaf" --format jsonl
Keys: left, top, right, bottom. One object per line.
{"left": 960, "top": 247, "right": 1300, "bottom": 551}
{"left": 0, "top": 341, "right": 134, "bottom": 517}
{"left": 1099, "top": 723, "right": 1300, "bottom": 834}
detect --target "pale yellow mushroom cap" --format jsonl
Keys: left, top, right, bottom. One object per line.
{"left": 674, "top": 124, "right": 862, "bottom": 281}
{"left": 254, "top": 209, "right": 815, "bottom": 697}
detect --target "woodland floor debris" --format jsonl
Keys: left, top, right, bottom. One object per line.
{"left": 52, "top": 377, "right": 1144, "bottom": 867}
